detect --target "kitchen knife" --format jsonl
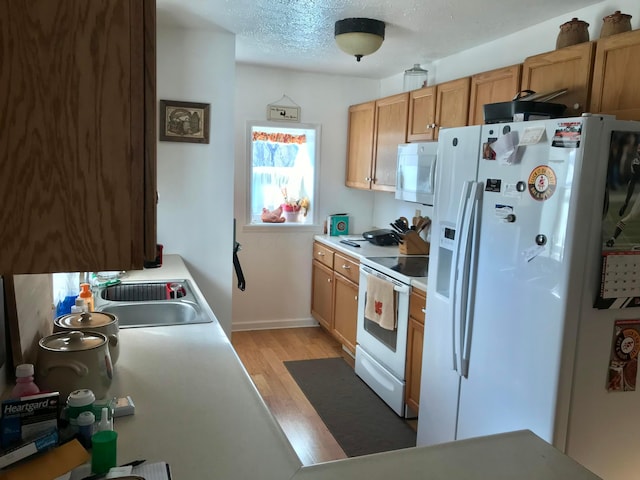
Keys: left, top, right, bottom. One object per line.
{"left": 389, "top": 223, "right": 405, "bottom": 234}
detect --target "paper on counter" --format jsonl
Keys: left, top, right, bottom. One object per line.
{"left": 491, "top": 131, "right": 519, "bottom": 165}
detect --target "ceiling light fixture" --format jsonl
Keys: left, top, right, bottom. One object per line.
{"left": 334, "top": 18, "right": 385, "bottom": 62}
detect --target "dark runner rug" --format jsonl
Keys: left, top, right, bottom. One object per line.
{"left": 284, "top": 357, "right": 416, "bottom": 457}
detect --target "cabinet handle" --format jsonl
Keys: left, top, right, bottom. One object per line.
{"left": 355, "top": 295, "right": 358, "bottom": 301}
{"left": 426, "top": 123, "right": 437, "bottom": 129}
{"left": 317, "top": 252, "right": 325, "bottom": 256}
{"left": 365, "top": 177, "right": 371, "bottom": 182}
{"left": 327, "top": 278, "right": 331, "bottom": 283}
{"left": 421, "top": 308, "right": 426, "bottom": 313}
{"left": 342, "top": 264, "right": 351, "bottom": 270}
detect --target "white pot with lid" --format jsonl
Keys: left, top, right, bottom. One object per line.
{"left": 36, "top": 331, "right": 113, "bottom": 400}
{"left": 54, "top": 311, "right": 119, "bottom": 364}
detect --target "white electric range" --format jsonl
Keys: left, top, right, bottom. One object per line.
{"left": 356, "top": 255, "right": 428, "bottom": 417}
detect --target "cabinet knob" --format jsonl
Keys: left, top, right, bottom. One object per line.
{"left": 355, "top": 295, "right": 358, "bottom": 301}
{"left": 426, "top": 123, "right": 437, "bottom": 129}
{"left": 342, "top": 264, "right": 351, "bottom": 270}
{"left": 365, "top": 177, "right": 371, "bottom": 182}
{"left": 421, "top": 308, "right": 426, "bottom": 314}
{"left": 317, "top": 252, "right": 325, "bottom": 256}
{"left": 327, "top": 278, "right": 331, "bottom": 283}
{"left": 573, "top": 103, "right": 581, "bottom": 110}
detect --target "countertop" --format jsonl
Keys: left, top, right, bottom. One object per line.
{"left": 105, "top": 256, "right": 302, "bottom": 480}
{"left": 100, "top": 255, "right": 599, "bottom": 480}
{"left": 313, "top": 235, "right": 427, "bottom": 291}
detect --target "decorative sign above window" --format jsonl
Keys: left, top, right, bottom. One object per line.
{"left": 267, "top": 94, "right": 301, "bottom": 122}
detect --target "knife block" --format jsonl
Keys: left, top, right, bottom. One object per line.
{"left": 399, "top": 231, "right": 430, "bottom": 255}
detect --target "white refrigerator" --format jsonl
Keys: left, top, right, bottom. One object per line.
{"left": 417, "top": 115, "right": 640, "bottom": 480}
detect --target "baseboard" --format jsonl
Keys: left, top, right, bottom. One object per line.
{"left": 232, "top": 317, "right": 319, "bottom": 332}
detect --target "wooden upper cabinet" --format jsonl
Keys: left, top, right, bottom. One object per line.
{"left": 469, "top": 65, "right": 522, "bottom": 125}
{"left": 521, "top": 42, "right": 595, "bottom": 117}
{"left": 372, "top": 93, "right": 409, "bottom": 191}
{"left": 435, "top": 77, "right": 471, "bottom": 139}
{"left": 408, "top": 86, "right": 437, "bottom": 141}
{"left": 0, "top": 0, "right": 157, "bottom": 274}
{"left": 591, "top": 29, "right": 640, "bottom": 121}
{"left": 345, "top": 101, "right": 375, "bottom": 189}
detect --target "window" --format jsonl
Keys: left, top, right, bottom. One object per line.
{"left": 247, "top": 122, "right": 319, "bottom": 225}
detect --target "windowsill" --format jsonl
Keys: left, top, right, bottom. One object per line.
{"left": 242, "top": 223, "right": 324, "bottom": 233}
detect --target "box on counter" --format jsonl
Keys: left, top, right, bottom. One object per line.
{"left": 328, "top": 214, "right": 349, "bottom": 236}
{"left": 1, "top": 392, "right": 60, "bottom": 449}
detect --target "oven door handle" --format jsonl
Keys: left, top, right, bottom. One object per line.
{"left": 360, "top": 266, "right": 410, "bottom": 294}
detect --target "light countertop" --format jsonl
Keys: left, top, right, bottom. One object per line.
{"left": 313, "top": 235, "right": 427, "bottom": 291}
{"left": 102, "top": 255, "right": 599, "bottom": 480}
{"left": 106, "top": 255, "right": 301, "bottom": 480}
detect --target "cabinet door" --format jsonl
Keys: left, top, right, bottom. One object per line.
{"left": 407, "top": 86, "right": 437, "bottom": 142}
{"left": 435, "top": 77, "right": 471, "bottom": 140}
{"left": 372, "top": 93, "right": 409, "bottom": 191}
{"left": 521, "top": 42, "right": 595, "bottom": 117}
{"left": 345, "top": 102, "right": 375, "bottom": 189}
{"left": 406, "top": 317, "right": 424, "bottom": 414}
{"left": 311, "top": 260, "right": 334, "bottom": 331}
{"left": 468, "top": 65, "right": 522, "bottom": 125}
{"left": 0, "top": 0, "right": 156, "bottom": 273}
{"left": 406, "top": 288, "right": 426, "bottom": 414}
{"left": 591, "top": 29, "right": 640, "bottom": 121}
{"left": 333, "top": 273, "right": 358, "bottom": 355}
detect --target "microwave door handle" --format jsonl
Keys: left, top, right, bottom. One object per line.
{"left": 450, "top": 181, "right": 471, "bottom": 372}
{"left": 459, "top": 182, "right": 481, "bottom": 378}
{"left": 429, "top": 156, "right": 437, "bottom": 194}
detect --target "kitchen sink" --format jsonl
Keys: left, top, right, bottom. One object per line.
{"left": 95, "top": 280, "right": 212, "bottom": 328}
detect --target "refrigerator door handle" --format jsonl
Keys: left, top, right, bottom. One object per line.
{"left": 460, "top": 183, "right": 482, "bottom": 378}
{"left": 451, "top": 181, "right": 472, "bottom": 373}
{"left": 454, "top": 181, "right": 477, "bottom": 378}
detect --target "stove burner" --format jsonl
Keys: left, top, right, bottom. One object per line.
{"left": 366, "top": 256, "right": 429, "bottom": 278}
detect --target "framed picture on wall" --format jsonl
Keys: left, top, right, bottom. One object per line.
{"left": 159, "top": 100, "right": 210, "bottom": 144}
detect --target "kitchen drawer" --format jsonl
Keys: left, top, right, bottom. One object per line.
{"left": 409, "top": 288, "right": 427, "bottom": 324}
{"left": 313, "top": 242, "right": 334, "bottom": 269}
{"left": 334, "top": 252, "right": 359, "bottom": 284}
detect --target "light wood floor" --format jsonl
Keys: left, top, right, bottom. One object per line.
{"left": 231, "top": 327, "right": 349, "bottom": 465}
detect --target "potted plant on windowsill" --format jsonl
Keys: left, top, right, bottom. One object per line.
{"left": 281, "top": 188, "right": 309, "bottom": 223}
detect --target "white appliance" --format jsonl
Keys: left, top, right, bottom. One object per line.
{"left": 356, "top": 256, "right": 428, "bottom": 416}
{"left": 417, "top": 115, "right": 640, "bottom": 480}
{"left": 395, "top": 142, "right": 437, "bottom": 205}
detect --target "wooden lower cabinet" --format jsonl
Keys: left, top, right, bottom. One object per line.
{"left": 333, "top": 273, "right": 358, "bottom": 354}
{"left": 311, "top": 260, "right": 333, "bottom": 331}
{"left": 311, "top": 242, "right": 359, "bottom": 354}
{"left": 406, "top": 288, "right": 426, "bottom": 414}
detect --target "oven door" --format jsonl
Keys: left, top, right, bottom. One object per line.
{"left": 356, "top": 265, "right": 410, "bottom": 380}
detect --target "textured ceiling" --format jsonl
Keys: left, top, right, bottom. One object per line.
{"left": 156, "top": 0, "right": 603, "bottom": 79}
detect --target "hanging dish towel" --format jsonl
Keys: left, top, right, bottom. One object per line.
{"left": 364, "top": 275, "right": 396, "bottom": 330}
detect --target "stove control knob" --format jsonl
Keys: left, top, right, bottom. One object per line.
{"left": 536, "top": 234, "right": 547, "bottom": 246}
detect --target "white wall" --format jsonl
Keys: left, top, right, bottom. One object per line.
{"left": 375, "top": 0, "right": 639, "bottom": 229}
{"left": 156, "top": 27, "right": 236, "bottom": 336}
{"left": 232, "top": 65, "right": 380, "bottom": 331}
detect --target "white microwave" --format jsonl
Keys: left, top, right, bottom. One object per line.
{"left": 395, "top": 142, "right": 437, "bottom": 206}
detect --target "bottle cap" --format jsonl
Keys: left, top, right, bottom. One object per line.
{"left": 77, "top": 411, "right": 95, "bottom": 426}
{"left": 67, "top": 389, "right": 96, "bottom": 407}
{"left": 98, "top": 407, "right": 113, "bottom": 431}
{"left": 79, "top": 283, "right": 92, "bottom": 299}
{"left": 15, "top": 364, "right": 34, "bottom": 378}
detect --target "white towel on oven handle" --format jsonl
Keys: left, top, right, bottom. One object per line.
{"left": 364, "top": 274, "right": 396, "bottom": 331}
